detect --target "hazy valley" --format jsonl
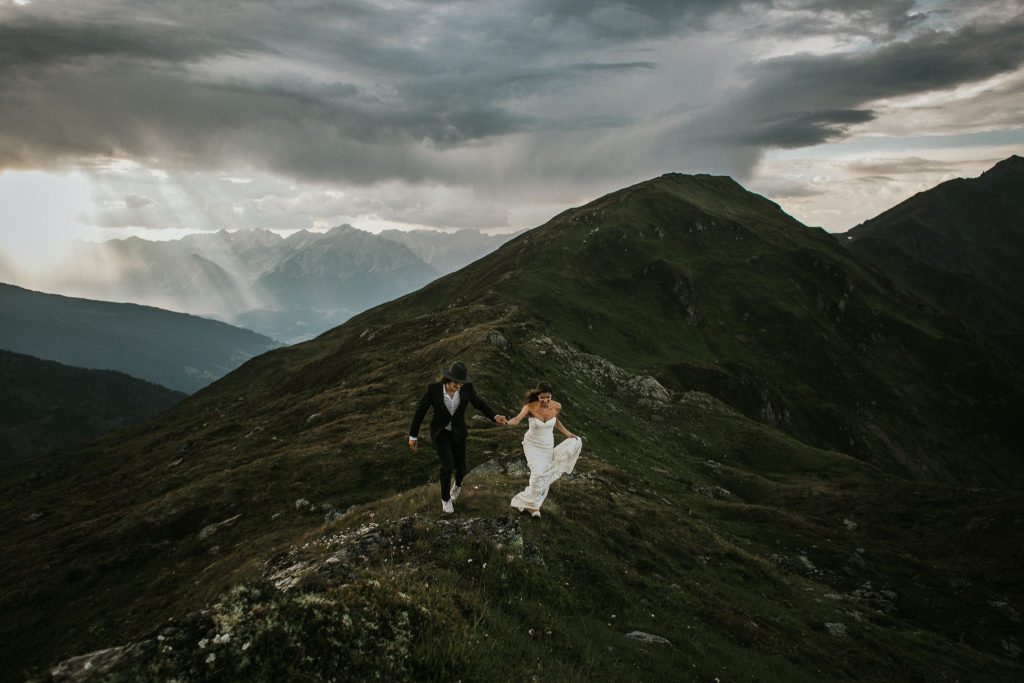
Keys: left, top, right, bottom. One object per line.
{"left": 38, "top": 226, "right": 515, "bottom": 344}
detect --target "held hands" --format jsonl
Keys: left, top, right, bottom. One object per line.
{"left": 495, "top": 415, "right": 508, "bottom": 425}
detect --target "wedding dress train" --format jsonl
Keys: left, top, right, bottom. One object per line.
{"left": 510, "top": 416, "right": 581, "bottom": 512}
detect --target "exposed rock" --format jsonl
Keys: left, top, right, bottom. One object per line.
{"left": 43, "top": 642, "right": 155, "bottom": 682}
{"left": 769, "top": 553, "right": 822, "bottom": 579}
{"left": 268, "top": 559, "right": 317, "bottom": 591}
{"left": 265, "top": 514, "right": 541, "bottom": 594}
{"left": 692, "top": 484, "right": 731, "bottom": 499}
{"left": 843, "top": 518, "right": 858, "bottom": 531}
{"left": 678, "top": 392, "right": 740, "bottom": 417}
{"left": 825, "top": 622, "right": 847, "bottom": 637}
{"left": 851, "top": 581, "right": 897, "bottom": 613}
{"left": 625, "top": 375, "right": 672, "bottom": 404}
{"left": 486, "top": 331, "right": 510, "bottom": 350}
{"left": 625, "top": 631, "right": 671, "bottom": 645}
{"left": 41, "top": 579, "right": 430, "bottom": 681}
{"left": 470, "top": 454, "right": 530, "bottom": 479}
{"left": 527, "top": 336, "right": 671, "bottom": 406}
{"left": 197, "top": 514, "right": 243, "bottom": 541}
{"left": 989, "top": 600, "right": 1022, "bottom": 623}
{"left": 294, "top": 498, "right": 312, "bottom": 512}
{"left": 842, "top": 549, "right": 867, "bottom": 576}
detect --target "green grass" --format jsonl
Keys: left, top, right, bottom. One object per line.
{"left": 4, "top": 171, "right": 1024, "bottom": 681}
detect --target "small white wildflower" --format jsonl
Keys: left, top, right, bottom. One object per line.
{"left": 198, "top": 638, "right": 209, "bottom": 649}
{"left": 206, "top": 653, "right": 216, "bottom": 664}
{"left": 242, "top": 642, "right": 251, "bottom": 651}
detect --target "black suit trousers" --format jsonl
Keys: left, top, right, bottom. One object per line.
{"left": 434, "top": 429, "right": 466, "bottom": 501}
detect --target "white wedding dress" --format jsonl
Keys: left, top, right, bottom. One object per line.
{"left": 510, "top": 416, "right": 582, "bottom": 512}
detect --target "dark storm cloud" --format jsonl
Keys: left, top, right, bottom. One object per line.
{"left": 0, "top": 17, "right": 257, "bottom": 71}
{"left": 0, "top": 0, "right": 667, "bottom": 179}
{"left": 0, "top": 0, "right": 1021, "bottom": 189}
{"left": 767, "top": 0, "right": 926, "bottom": 37}
{"left": 525, "top": 0, "right": 744, "bottom": 37}
{"left": 532, "top": 0, "right": 925, "bottom": 40}
{"left": 759, "top": 18, "right": 1024, "bottom": 103}
{"left": 680, "top": 12, "right": 1024, "bottom": 164}
{"left": 738, "top": 110, "right": 878, "bottom": 147}
{"left": 0, "top": 1, "right": 663, "bottom": 176}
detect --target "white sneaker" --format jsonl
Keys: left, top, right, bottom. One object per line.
{"left": 450, "top": 484, "right": 462, "bottom": 502}
{"left": 442, "top": 499, "right": 454, "bottom": 514}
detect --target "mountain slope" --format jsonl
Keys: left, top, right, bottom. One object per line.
{"left": 3, "top": 173, "right": 1023, "bottom": 681}
{"left": 0, "top": 283, "right": 280, "bottom": 393}
{"left": 400, "top": 172, "right": 1023, "bottom": 484}
{"left": 842, "top": 155, "right": 1024, "bottom": 359}
{"left": 0, "top": 349, "right": 185, "bottom": 465}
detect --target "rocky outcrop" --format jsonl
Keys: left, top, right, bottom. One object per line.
{"left": 36, "top": 512, "right": 544, "bottom": 682}
{"left": 528, "top": 336, "right": 671, "bottom": 406}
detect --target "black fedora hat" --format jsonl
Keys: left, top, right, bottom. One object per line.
{"left": 441, "top": 361, "right": 472, "bottom": 383}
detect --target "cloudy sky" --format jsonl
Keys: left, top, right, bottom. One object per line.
{"left": 1, "top": 0, "right": 1022, "bottom": 271}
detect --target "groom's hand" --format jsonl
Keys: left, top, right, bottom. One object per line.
{"left": 495, "top": 415, "right": 507, "bottom": 425}
{"left": 408, "top": 437, "right": 418, "bottom": 451}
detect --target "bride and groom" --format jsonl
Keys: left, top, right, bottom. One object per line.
{"left": 408, "top": 362, "right": 581, "bottom": 516}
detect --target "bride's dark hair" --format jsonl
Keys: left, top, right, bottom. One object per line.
{"left": 524, "top": 382, "right": 554, "bottom": 404}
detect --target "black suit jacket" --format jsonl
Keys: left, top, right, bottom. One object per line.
{"left": 409, "top": 382, "right": 498, "bottom": 442}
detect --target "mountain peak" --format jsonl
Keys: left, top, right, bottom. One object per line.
{"left": 579, "top": 170, "right": 787, "bottom": 228}
{"left": 324, "top": 223, "right": 361, "bottom": 235}
{"left": 981, "top": 154, "right": 1024, "bottom": 179}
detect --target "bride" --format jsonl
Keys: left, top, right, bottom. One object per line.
{"left": 506, "top": 383, "right": 581, "bottom": 517}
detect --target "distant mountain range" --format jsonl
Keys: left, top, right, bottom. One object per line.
{"left": 47, "top": 226, "right": 515, "bottom": 342}
{"left": 0, "top": 283, "right": 279, "bottom": 393}
{"left": 842, "top": 155, "right": 1024, "bottom": 361}
{"left": 4, "top": 160, "right": 1023, "bottom": 680}
{"left": 0, "top": 349, "right": 185, "bottom": 465}
{"left": 379, "top": 227, "right": 527, "bottom": 273}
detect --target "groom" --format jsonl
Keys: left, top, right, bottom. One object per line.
{"left": 408, "top": 361, "right": 506, "bottom": 513}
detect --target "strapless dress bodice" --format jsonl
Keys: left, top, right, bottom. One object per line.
{"left": 525, "top": 415, "right": 556, "bottom": 447}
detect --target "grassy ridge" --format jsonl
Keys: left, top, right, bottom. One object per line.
{"left": 4, "top": 171, "right": 1024, "bottom": 680}
{"left": 29, "top": 390, "right": 1023, "bottom": 681}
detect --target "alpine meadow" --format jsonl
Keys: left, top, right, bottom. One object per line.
{"left": 3, "top": 164, "right": 1023, "bottom": 681}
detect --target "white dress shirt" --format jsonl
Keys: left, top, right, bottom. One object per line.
{"left": 442, "top": 387, "right": 460, "bottom": 431}
{"left": 409, "top": 385, "right": 461, "bottom": 441}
